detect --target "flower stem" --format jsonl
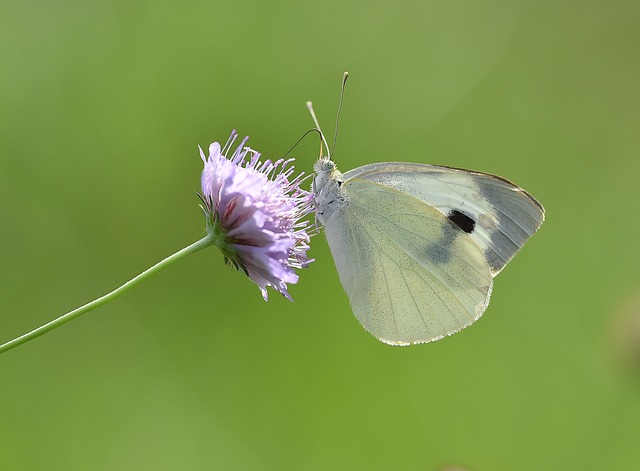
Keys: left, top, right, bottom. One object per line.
{"left": 0, "top": 234, "right": 215, "bottom": 355}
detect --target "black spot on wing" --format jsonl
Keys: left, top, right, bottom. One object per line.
{"left": 448, "top": 209, "right": 475, "bottom": 234}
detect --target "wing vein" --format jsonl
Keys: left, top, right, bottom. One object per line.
{"left": 352, "top": 202, "right": 488, "bottom": 280}
{"left": 353, "top": 212, "right": 475, "bottom": 325}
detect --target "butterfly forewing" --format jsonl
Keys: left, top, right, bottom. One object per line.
{"left": 323, "top": 178, "right": 493, "bottom": 345}
{"left": 343, "top": 163, "right": 545, "bottom": 275}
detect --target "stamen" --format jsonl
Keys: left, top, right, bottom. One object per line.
{"left": 221, "top": 130, "right": 238, "bottom": 155}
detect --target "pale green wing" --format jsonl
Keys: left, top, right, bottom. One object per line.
{"left": 343, "top": 163, "right": 545, "bottom": 275}
{"left": 323, "top": 178, "right": 493, "bottom": 345}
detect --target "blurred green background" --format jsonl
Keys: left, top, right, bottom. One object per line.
{"left": 1, "top": 0, "right": 639, "bottom": 469}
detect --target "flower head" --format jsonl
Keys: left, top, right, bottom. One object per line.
{"left": 199, "top": 130, "right": 314, "bottom": 300}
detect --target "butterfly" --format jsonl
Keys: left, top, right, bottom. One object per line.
{"left": 310, "top": 75, "right": 545, "bottom": 346}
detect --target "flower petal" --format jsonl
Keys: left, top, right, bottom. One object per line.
{"left": 201, "top": 132, "right": 314, "bottom": 300}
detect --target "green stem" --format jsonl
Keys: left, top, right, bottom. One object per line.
{"left": 0, "top": 234, "right": 215, "bottom": 355}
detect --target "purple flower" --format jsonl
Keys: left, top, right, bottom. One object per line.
{"left": 199, "top": 130, "right": 314, "bottom": 300}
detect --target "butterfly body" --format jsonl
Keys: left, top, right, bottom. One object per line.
{"left": 313, "top": 157, "right": 544, "bottom": 346}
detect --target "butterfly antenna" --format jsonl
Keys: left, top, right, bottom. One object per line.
{"left": 306, "top": 100, "right": 331, "bottom": 159}
{"left": 279, "top": 129, "right": 324, "bottom": 159}
{"left": 330, "top": 71, "right": 349, "bottom": 159}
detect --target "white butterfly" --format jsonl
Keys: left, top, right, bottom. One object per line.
{"left": 309, "top": 77, "right": 545, "bottom": 346}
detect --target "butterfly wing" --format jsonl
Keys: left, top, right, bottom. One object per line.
{"left": 323, "top": 178, "right": 493, "bottom": 345}
{"left": 343, "top": 163, "right": 545, "bottom": 275}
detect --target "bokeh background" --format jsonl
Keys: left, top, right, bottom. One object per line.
{"left": 1, "top": 0, "right": 639, "bottom": 469}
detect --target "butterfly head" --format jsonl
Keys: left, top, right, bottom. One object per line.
{"left": 314, "top": 156, "right": 335, "bottom": 174}
{"left": 313, "top": 156, "right": 343, "bottom": 187}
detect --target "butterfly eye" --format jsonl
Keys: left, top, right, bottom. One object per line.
{"left": 321, "top": 160, "right": 335, "bottom": 172}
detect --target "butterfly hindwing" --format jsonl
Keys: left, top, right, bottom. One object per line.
{"left": 343, "top": 163, "right": 545, "bottom": 276}
{"left": 322, "top": 178, "right": 493, "bottom": 345}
